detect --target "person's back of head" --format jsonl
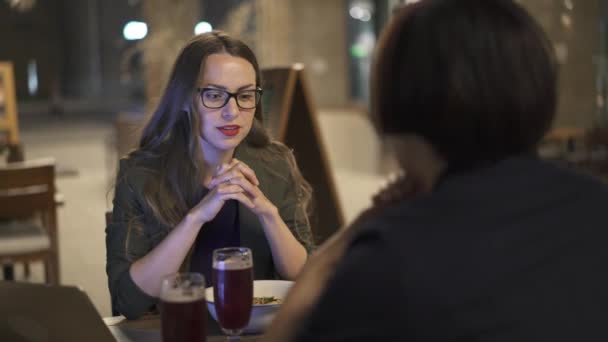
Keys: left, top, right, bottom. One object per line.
{"left": 372, "top": 0, "right": 557, "bottom": 171}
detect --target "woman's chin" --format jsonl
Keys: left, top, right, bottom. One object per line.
{"left": 212, "top": 139, "right": 244, "bottom": 152}
{"left": 200, "top": 132, "right": 247, "bottom": 153}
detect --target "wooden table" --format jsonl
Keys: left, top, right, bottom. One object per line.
{"left": 104, "top": 315, "right": 260, "bottom": 341}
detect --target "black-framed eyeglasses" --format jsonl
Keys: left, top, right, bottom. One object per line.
{"left": 197, "top": 87, "right": 263, "bottom": 109}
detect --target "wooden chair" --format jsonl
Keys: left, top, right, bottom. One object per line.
{"left": 0, "top": 158, "right": 60, "bottom": 284}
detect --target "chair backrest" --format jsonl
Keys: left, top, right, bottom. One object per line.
{"left": 0, "top": 158, "right": 56, "bottom": 218}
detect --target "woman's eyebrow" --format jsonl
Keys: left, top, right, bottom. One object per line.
{"left": 204, "top": 83, "right": 256, "bottom": 91}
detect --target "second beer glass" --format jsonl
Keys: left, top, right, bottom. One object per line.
{"left": 160, "top": 272, "right": 207, "bottom": 342}
{"left": 212, "top": 247, "right": 254, "bottom": 339}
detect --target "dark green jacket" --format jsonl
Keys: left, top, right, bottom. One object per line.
{"left": 105, "top": 145, "right": 313, "bottom": 319}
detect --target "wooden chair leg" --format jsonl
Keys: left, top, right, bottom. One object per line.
{"left": 44, "top": 255, "right": 60, "bottom": 285}
{"left": 3, "top": 264, "right": 15, "bottom": 280}
{"left": 24, "top": 263, "right": 31, "bottom": 278}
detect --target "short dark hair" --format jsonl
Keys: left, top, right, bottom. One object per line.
{"left": 372, "top": 0, "right": 558, "bottom": 169}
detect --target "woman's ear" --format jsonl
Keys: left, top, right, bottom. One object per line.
{"left": 182, "top": 98, "right": 193, "bottom": 113}
{"left": 183, "top": 97, "right": 198, "bottom": 123}
{"left": 187, "top": 101, "right": 205, "bottom": 137}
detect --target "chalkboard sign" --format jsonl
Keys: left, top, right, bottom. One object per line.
{"left": 261, "top": 64, "right": 345, "bottom": 244}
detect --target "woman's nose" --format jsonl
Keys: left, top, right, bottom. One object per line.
{"left": 221, "top": 97, "right": 239, "bottom": 120}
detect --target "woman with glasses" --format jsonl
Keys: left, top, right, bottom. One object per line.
{"left": 106, "top": 31, "right": 313, "bottom": 319}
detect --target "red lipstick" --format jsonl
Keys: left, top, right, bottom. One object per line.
{"left": 217, "top": 125, "right": 240, "bottom": 137}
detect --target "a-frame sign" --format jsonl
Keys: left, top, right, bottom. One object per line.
{"left": 261, "top": 64, "right": 345, "bottom": 244}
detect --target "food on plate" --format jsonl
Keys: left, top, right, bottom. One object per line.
{"left": 253, "top": 296, "right": 282, "bottom": 305}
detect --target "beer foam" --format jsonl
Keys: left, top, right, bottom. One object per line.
{"left": 213, "top": 257, "right": 253, "bottom": 270}
{"left": 160, "top": 287, "right": 205, "bottom": 303}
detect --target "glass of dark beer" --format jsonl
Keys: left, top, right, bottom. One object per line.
{"left": 212, "top": 247, "right": 254, "bottom": 339}
{"left": 160, "top": 272, "right": 207, "bottom": 342}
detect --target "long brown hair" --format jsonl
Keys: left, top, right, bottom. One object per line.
{"left": 124, "top": 31, "right": 312, "bottom": 241}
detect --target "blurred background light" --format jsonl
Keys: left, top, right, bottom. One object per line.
{"left": 349, "top": 4, "right": 372, "bottom": 22}
{"left": 350, "top": 44, "right": 367, "bottom": 58}
{"left": 194, "top": 21, "right": 213, "bottom": 35}
{"left": 561, "top": 13, "right": 572, "bottom": 29}
{"left": 123, "top": 21, "right": 147, "bottom": 40}
{"left": 27, "top": 59, "right": 38, "bottom": 96}
{"left": 349, "top": 5, "right": 365, "bottom": 20}
{"left": 5, "top": 0, "right": 37, "bottom": 12}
